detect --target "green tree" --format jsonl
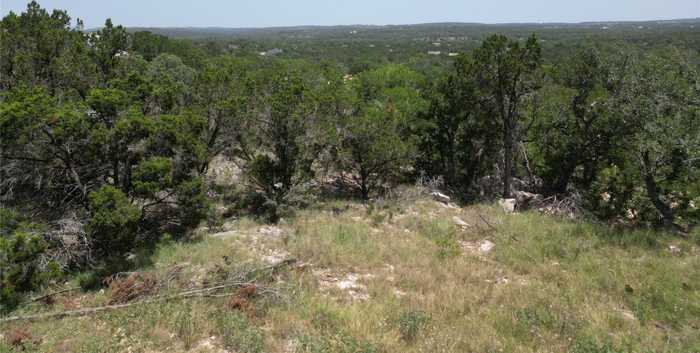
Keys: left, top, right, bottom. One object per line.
{"left": 420, "top": 56, "right": 500, "bottom": 192}
{"left": 0, "top": 1, "right": 96, "bottom": 96}
{"left": 607, "top": 51, "right": 700, "bottom": 233}
{"left": 145, "top": 53, "right": 196, "bottom": 113}
{"left": 471, "top": 34, "right": 542, "bottom": 198}
{"left": 334, "top": 64, "right": 426, "bottom": 200}
{"left": 531, "top": 48, "right": 628, "bottom": 194}
{"left": 230, "top": 61, "right": 323, "bottom": 221}
{"left": 89, "top": 18, "right": 130, "bottom": 79}
{"left": 194, "top": 56, "right": 253, "bottom": 172}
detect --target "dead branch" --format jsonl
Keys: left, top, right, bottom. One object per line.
{"left": 1, "top": 258, "right": 297, "bottom": 324}
{"left": 1, "top": 282, "right": 274, "bottom": 324}
{"left": 478, "top": 214, "right": 498, "bottom": 231}
{"left": 27, "top": 287, "right": 81, "bottom": 304}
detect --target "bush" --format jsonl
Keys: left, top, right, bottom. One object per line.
{"left": 0, "top": 209, "right": 59, "bottom": 311}
{"left": 76, "top": 271, "right": 102, "bottom": 291}
{"left": 175, "top": 177, "right": 210, "bottom": 230}
{"left": 87, "top": 185, "right": 141, "bottom": 257}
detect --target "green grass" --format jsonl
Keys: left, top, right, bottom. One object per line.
{"left": 2, "top": 192, "right": 699, "bottom": 352}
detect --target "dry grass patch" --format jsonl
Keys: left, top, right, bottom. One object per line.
{"left": 2, "top": 194, "right": 699, "bottom": 353}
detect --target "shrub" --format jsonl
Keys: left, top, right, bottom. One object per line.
{"left": 0, "top": 209, "right": 59, "bottom": 311}
{"left": 397, "top": 310, "right": 431, "bottom": 342}
{"left": 87, "top": 185, "right": 141, "bottom": 257}
{"left": 175, "top": 177, "right": 210, "bottom": 230}
{"left": 76, "top": 271, "right": 102, "bottom": 291}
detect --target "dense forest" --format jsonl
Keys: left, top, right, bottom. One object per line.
{"left": 0, "top": 0, "right": 699, "bottom": 325}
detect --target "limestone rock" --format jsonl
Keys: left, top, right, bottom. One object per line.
{"left": 453, "top": 216, "right": 470, "bottom": 229}
{"left": 431, "top": 191, "right": 451, "bottom": 204}
{"left": 499, "top": 198, "right": 517, "bottom": 213}
{"left": 514, "top": 191, "right": 542, "bottom": 210}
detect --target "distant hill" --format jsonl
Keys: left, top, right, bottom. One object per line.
{"left": 125, "top": 18, "right": 700, "bottom": 40}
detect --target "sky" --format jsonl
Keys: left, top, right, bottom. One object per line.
{"left": 1, "top": 0, "right": 699, "bottom": 28}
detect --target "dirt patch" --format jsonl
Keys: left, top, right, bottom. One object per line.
{"left": 312, "top": 269, "right": 374, "bottom": 302}
{"left": 260, "top": 248, "right": 292, "bottom": 265}
{"left": 258, "top": 225, "right": 284, "bottom": 238}
{"left": 193, "top": 336, "right": 230, "bottom": 353}
{"left": 459, "top": 239, "right": 495, "bottom": 255}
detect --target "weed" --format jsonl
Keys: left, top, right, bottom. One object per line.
{"left": 174, "top": 304, "right": 197, "bottom": 350}
{"left": 295, "top": 332, "right": 380, "bottom": 353}
{"left": 216, "top": 311, "right": 265, "bottom": 353}
{"left": 397, "top": 310, "right": 431, "bottom": 342}
{"left": 570, "top": 337, "right": 625, "bottom": 353}
{"left": 417, "top": 220, "right": 460, "bottom": 259}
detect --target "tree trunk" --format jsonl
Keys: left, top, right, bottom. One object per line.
{"left": 642, "top": 152, "right": 683, "bottom": 234}
{"left": 502, "top": 118, "right": 514, "bottom": 198}
{"left": 359, "top": 169, "right": 369, "bottom": 201}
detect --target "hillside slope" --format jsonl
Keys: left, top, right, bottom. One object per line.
{"left": 1, "top": 190, "right": 699, "bottom": 353}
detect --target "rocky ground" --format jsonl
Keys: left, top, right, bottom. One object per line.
{"left": 1, "top": 190, "right": 699, "bottom": 353}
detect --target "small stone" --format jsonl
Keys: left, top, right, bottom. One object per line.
{"left": 431, "top": 191, "right": 451, "bottom": 204}
{"left": 514, "top": 191, "right": 542, "bottom": 210}
{"left": 668, "top": 245, "right": 682, "bottom": 255}
{"left": 393, "top": 289, "right": 407, "bottom": 298}
{"left": 259, "top": 226, "right": 283, "bottom": 237}
{"left": 211, "top": 230, "right": 238, "bottom": 239}
{"left": 499, "top": 198, "right": 517, "bottom": 213}
{"left": 478, "top": 240, "right": 495, "bottom": 253}
{"left": 618, "top": 309, "right": 636, "bottom": 321}
{"left": 453, "top": 216, "right": 470, "bottom": 229}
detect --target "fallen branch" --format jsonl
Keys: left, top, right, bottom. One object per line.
{"left": 478, "top": 214, "right": 498, "bottom": 232}
{"left": 28, "top": 287, "right": 81, "bottom": 304}
{"left": 1, "top": 282, "right": 273, "bottom": 324}
{"left": 1, "top": 258, "right": 297, "bottom": 324}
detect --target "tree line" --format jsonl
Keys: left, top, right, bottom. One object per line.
{"left": 1, "top": 2, "right": 698, "bottom": 310}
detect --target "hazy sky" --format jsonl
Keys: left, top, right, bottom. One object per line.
{"left": 1, "top": 0, "right": 699, "bottom": 28}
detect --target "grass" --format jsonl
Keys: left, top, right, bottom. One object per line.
{"left": 1, "top": 190, "right": 699, "bottom": 352}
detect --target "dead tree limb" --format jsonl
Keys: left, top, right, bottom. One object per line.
{"left": 28, "top": 287, "right": 81, "bottom": 304}
{"left": 1, "top": 259, "right": 297, "bottom": 324}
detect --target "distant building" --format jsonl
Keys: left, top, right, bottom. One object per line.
{"left": 260, "top": 48, "right": 284, "bottom": 56}
{"left": 448, "top": 52, "right": 459, "bottom": 57}
{"left": 427, "top": 51, "right": 441, "bottom": 55}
